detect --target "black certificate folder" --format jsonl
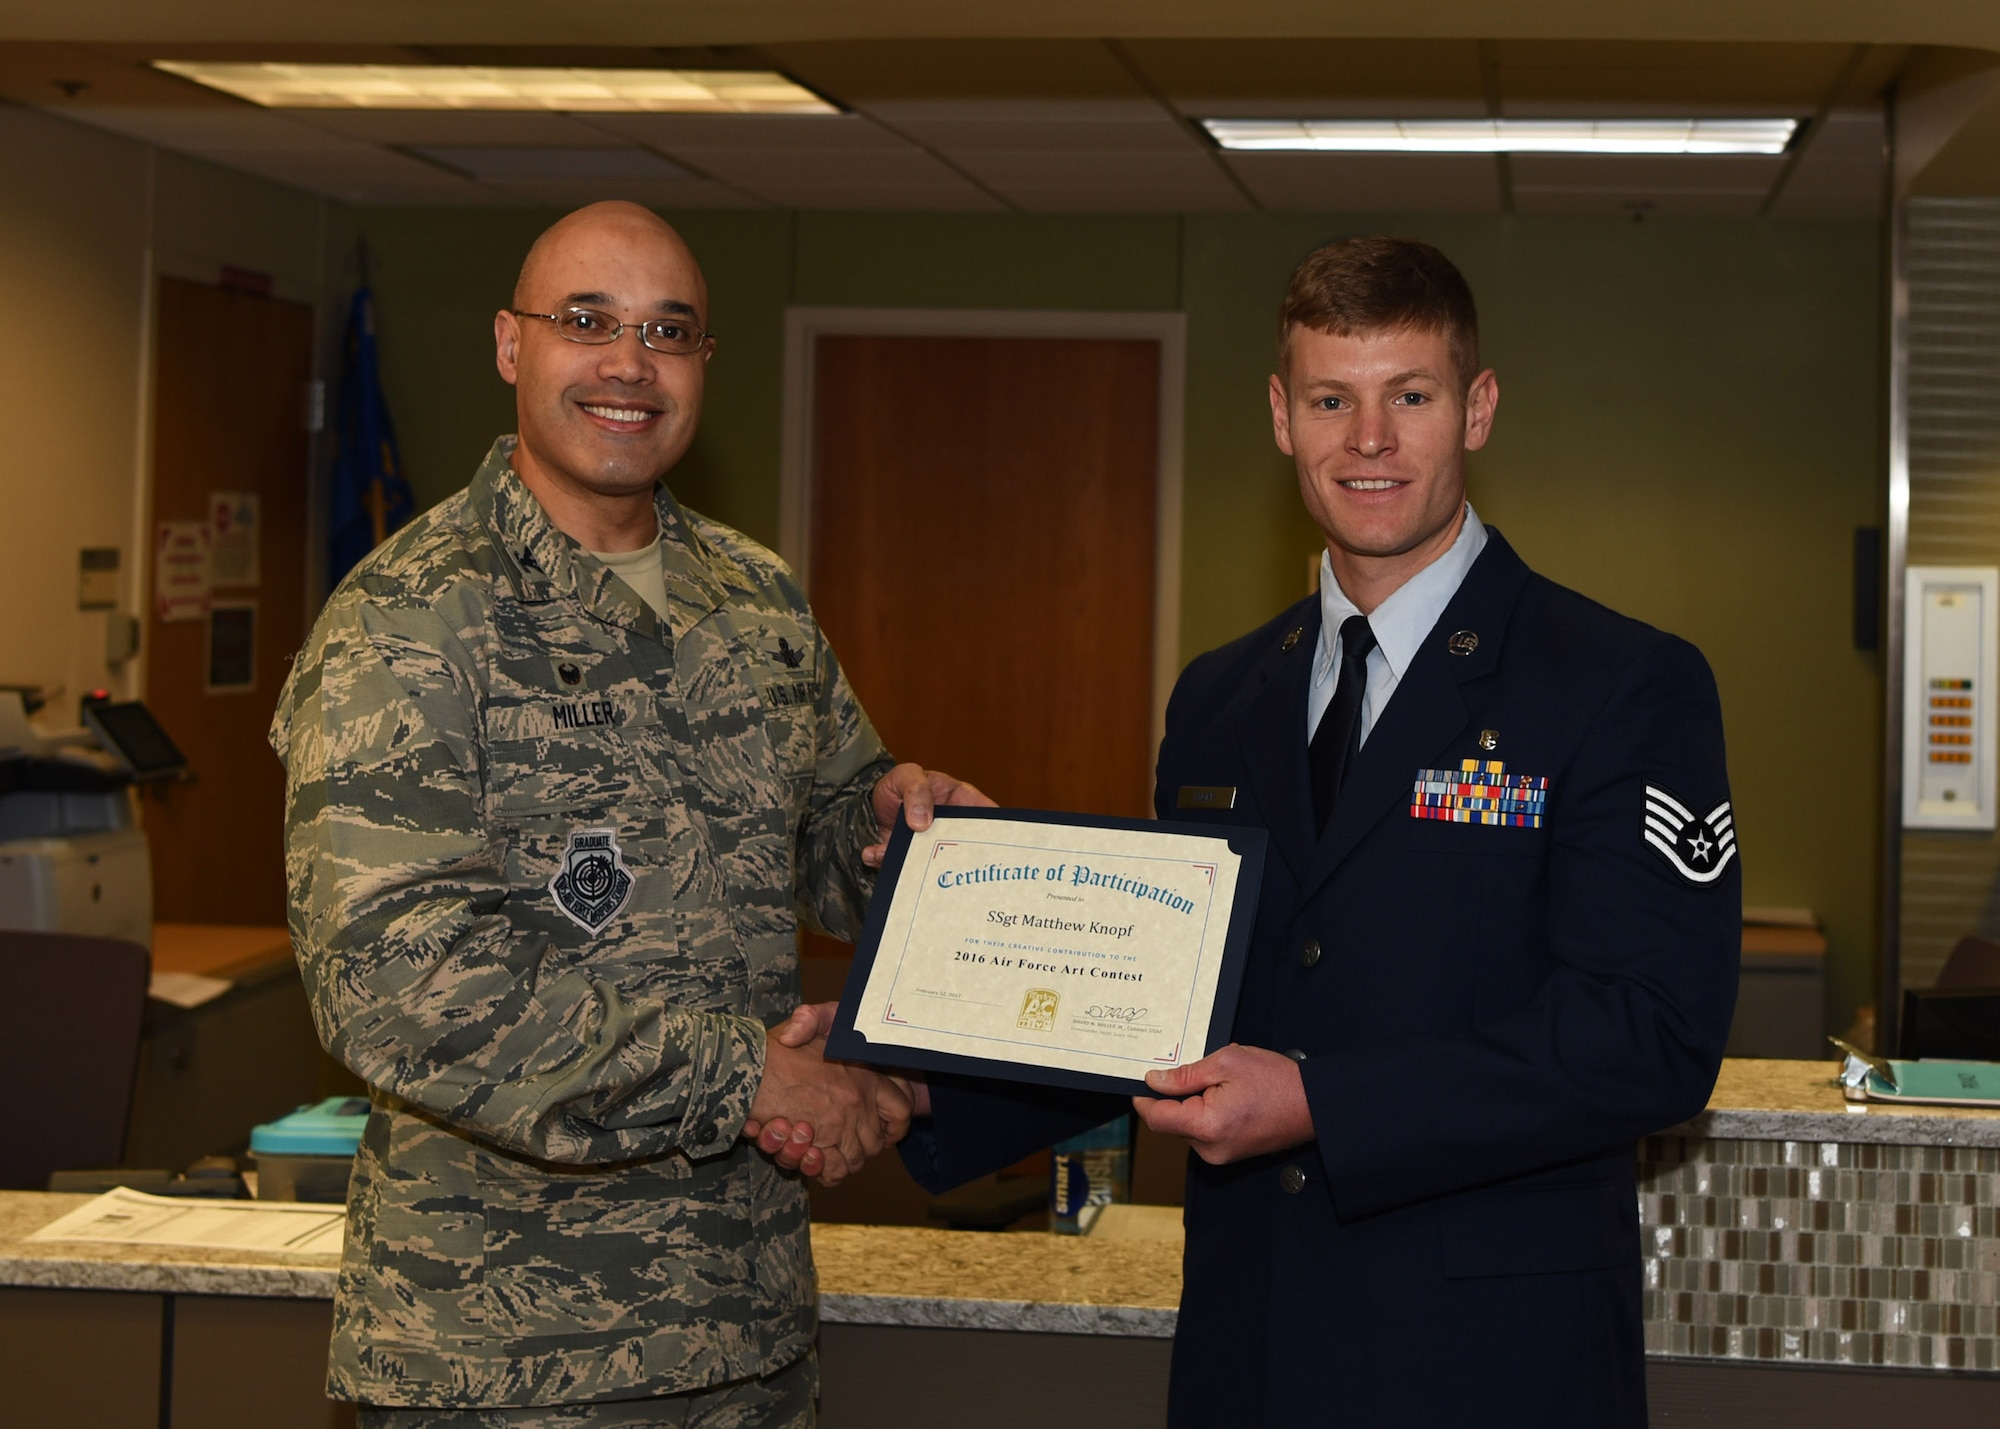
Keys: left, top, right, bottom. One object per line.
{"left": 826, "top": 805, "right": 1267, "bottom": 1097}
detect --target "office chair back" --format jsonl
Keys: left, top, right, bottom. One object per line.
{"left": 0, "top": 930, "right": 149, "bottom": 1189}
{"left": 1937, "top": 933, "right": 2000, "bottom": 990}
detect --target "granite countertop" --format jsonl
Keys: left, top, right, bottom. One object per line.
{"left": 0, "top": 1191, "right": 341, "bottom": 1299}
{"left": 813, "top": 1220, "right": 1180, "bottom": 1337}
{"left": 5, "top": 1060, "right": 1994, "bottom": 1315}
{"left": 0, "top": 1191, "right": 1181, "bottom": 1335}
{"left": 1674, "top": 1057, "right": 2000, "bottom": 1148}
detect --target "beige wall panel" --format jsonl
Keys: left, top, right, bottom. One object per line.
{"left": 0, "top": 105, "right": 150, "bottom": 714}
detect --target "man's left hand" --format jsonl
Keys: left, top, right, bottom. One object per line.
{"left": 865, "top": 763, "right": 995, "bottom": 868}
{"left": 1133, "top": 1044, "right": 1314, "bottom": 1164}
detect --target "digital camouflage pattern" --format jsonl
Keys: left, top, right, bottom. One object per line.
{"left": 271, "top": 436, "right": 892, "bottom": 1408}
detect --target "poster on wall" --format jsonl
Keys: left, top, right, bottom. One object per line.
{"left": 1902, "top": 565, "right": 1999, "bottom": 832}
{"left": 204, "top": 600, "right": 256, "bottom": 693}
{"left": 208, "top": 491, "right": 260, "bottom": 587}
{"left": 154, "top": 520, "right": 211, "bottom": 624}
{"left": 78, "top": 547, "right": 120, "bottom": 611}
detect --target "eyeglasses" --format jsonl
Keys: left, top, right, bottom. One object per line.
{"left": 512, "top": 307, "right": 714, "bottom": 356}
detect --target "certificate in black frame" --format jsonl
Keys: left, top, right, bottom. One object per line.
{"left": 825, "top": 805, "right": 1267, "bottom": 1097}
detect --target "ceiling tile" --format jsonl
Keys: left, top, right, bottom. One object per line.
{"left": 56, "top": 103, "right": 358, "bottom": 151}
{"left": 859, "top": 99, "right": 1195, "bottom": 154}
{"left": 587, "top": 111, "right": 912, "bottom": 152}
{"left": 483, "top": 177, "right": 760, "bottom": 209}
{"left": 164, "top": 146, "right": 494, "bottom": 204}
{"left": 412, "top": 145, "right": 692, "bottom": 181}
{"left": 952, "top": 149, "right": 1219, "bottom": 188}
{"left": 1499, "top": 98, "right": 1807, "bottom": 119}
{"left": 1507, "top": 153, "right": 1783, "bottom": 194}
{"left": 336, "top": 180, "right": 524, "bottom": 208}
{"left": 671, "top": 146, "right": 963, "bottom": 186}
{"left": 1122, "top": 38, "right": 1486, "bottom": 104}
{"left": 762, "top": 39, "right": 1145, "bottom": 103}
{"left": 732, "top": 182, "right": 1004, "bottom": 211}
{"left": 1491, "top": 40, "right": 1849, "bottom": 108}
{"left": 1001, "top": 184, "right": 1249, "bottom": 213}
{"left": 1223, "top": 153, "right": 1502, "bottom": 213}
{"left": 288, "top": 108, "right": 610, "bottom": 145}
{"left": 861, "top": 97, "right": 1163, "bottom": 125}
{"left": 1510, "top": 189, "right": 1765, "bottom": 216}
{"left": 1181, "top": 97, "right": 1489, "bottom": 119}
{"left": 194, "top": 144, "right": 468, "bottom": 185}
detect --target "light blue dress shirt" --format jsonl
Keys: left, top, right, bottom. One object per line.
{"left": 1307, "top": 504, "right": 1489, "bottom": 745}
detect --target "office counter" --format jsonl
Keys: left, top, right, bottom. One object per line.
{"left": 3, "top": 1060, "right": 1999, "bottom": 1427}
{"left": 1639, "top": 1058, "right": 2000, "bottom": 1422}
{"left": 0, "top": 1196, "right": 1178, "bottom": 1428}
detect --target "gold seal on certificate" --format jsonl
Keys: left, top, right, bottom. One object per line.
{"left": 828, "top": 807, "right": 1266, "bottom": 1095}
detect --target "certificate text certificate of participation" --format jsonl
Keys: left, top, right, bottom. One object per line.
{"left": 850, "top": 818, "right": 1242, "bottom": 1079}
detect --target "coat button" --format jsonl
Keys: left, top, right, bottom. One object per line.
{"left": 1280, "top": 1163, "right": 1307, "bottom": 1194}
{"left": 697, "top": 1125, "right": 719, "bottom": 1146}
{"left": 1299, "top": 939, "right": 1322, "bottom": 968}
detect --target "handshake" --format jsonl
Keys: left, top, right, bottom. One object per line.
{"left": 740, "top": 999, "right": 1322, "bottom": 1183}
{"left": 741, "top": 1002, "right": 926, "bottom": 1186}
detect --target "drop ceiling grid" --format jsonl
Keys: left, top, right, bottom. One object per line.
{"left": 6, "top": 35, "right": 1894, "bottom": 213}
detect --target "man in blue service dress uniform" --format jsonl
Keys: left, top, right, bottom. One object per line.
{"left": 761, "top": 237, "right": 1741, "bottom": 1426}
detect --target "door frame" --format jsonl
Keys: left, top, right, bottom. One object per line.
{"left": 779, "top": 306, "right": 1187, "bottom": 752}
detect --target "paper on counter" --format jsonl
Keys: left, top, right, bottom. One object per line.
{"left": 28, "top": 1187, "right": 344, "bottom": 1253}
{"left": 148, "top": 970, "right": 232, "bottom": 1008}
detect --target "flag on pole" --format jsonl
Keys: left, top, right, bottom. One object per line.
{"left": 328, "top": 287, "right": 413, "bottom": 584}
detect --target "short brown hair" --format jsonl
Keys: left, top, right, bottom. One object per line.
{"left": 1276, "top": 237, "right": 1480, "bottom": 390}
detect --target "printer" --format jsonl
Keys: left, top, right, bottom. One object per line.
{"left": 0, "top": 691, "right": 185, "bottom": 949}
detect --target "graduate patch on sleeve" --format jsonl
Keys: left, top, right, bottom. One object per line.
{"left": 1643, "top": 784, "right": 1737, "bottom": 885}
{"left": 550, "top": 825, "right": 634, "bottom": 932}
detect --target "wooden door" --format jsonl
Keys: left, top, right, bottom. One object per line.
{"left": 802, "top": 333, "right": 1163, "bottom": 1224}
{"left": 144, "top": 277, "right": 313, "bottom": 926}
{"left": 809, "top": 334, "right": 1160, "bottom": 817}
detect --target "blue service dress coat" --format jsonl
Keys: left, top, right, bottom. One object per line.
{"left": 900, "top": 529, "right": 1741, "bottom": 1427}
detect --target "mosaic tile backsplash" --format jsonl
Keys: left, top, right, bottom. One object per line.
{"left": 1639, "top": 1134, "right": 2000, "bottom": 1371}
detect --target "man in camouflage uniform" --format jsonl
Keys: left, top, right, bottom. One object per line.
{"left": 272, "top": 201, "right": 979, "bottom": 1427}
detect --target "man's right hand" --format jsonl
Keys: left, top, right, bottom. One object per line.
{"left": 747, "top": 1023, "right": 913, "bottom": 1187}
{"left": 747, "top": 1003, "right": 931, "bottom": 1179}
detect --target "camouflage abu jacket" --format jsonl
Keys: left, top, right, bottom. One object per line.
{"left": 270, "top": 437, "right": 892, "bottom": 1408}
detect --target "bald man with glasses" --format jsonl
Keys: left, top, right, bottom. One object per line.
{"left": 273, "top": 201, "right": 987, "bottom": 1427}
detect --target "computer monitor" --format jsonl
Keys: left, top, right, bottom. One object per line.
{"left": 1899, "top": 987, "right": 2000, "bottom": 1061}
{"left": 83, "top": 701, "right": 189, "bottom": 782}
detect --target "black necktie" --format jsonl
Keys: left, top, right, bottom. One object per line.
{"left": 1310, "top": 615, "right": 1377, "bottom": 830}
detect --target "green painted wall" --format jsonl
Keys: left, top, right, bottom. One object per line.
{"left": 353, "top": 204, "right": 1884, "bottom": 1037}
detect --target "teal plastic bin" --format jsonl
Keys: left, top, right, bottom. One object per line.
{"left": 249, "top": 1096, "right": 370, "bottom": 1203}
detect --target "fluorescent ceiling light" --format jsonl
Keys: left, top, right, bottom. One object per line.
{"left": 152, "top": 61, "right": 836, "bottom": 114}
{"left": 1200, "top": 118, "right": 1798, "bottom": 156}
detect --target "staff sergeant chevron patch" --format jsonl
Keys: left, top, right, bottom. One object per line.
{"left": 1643, "top": 784, "right": 1737, "bottom": 885}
